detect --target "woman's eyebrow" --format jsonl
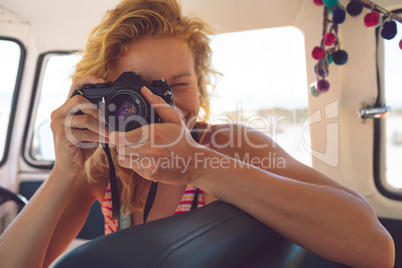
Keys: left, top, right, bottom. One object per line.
{"left": 170, "top": 72, "right": 193, "bottom": 80}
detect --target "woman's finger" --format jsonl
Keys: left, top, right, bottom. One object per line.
{"left": 141, "top": 86, "right": 182, "bottom": 125}
{"left": 108, "top": 126, "right": 149, "bottom": 147}
{"left": 116, "top": 150, "right": 141, "bottom": 169}
{"left": 52, "top": 116, "right": 108, "bottom": 144}
{"left": 52, "top": 95, "right": 106, "bottom": 123}
{"left": 63, "top": 114, "right": 109, "bottom": 138}
{"left": 63, "top": 128, "right": 109, "bottom": 145}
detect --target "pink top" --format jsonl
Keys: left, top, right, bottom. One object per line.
{"left": 101, "top": 183, "right": 205, "bottom": 235}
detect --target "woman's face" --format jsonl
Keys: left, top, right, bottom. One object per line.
{"left": 110, "top": 36, "right": 200, "bottom": 129}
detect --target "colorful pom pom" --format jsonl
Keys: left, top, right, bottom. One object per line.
{"left": 328, "top": 54, "right": 333, "bottom": 64}
{"left": 333, "top": 50, "right": 348, "bottom": 65}
{"left": 400, "top": 39, "right": 402, "bottom": 50}
{"left": 375, "top": 15, "right": 383, "bottom": 28}
{"left": 324, "top": 32, "right": 336, "bottom": 46}
{"left": 323, "top": 0, "right": 338, "bottom": 8}
{"left": 346, "top": 1, "right": 363, "bottom": 16}
{"left": 309, "top": 83, "right": 322, "bottom": 97}
{"left": 364, "top": 12, "right": 380, "bottom": 27}
{"left": 333, "top": 8, "right": 346, "bottom": 24}
{"left": 317, "top": 79, "right": 330, "bottom": 93}
{"left": 313, "top": 0, "right": 324, "bottom": 6}
{"left": 312, "top": 46, "right": 325, "bottom": 60}
{"left": 381, "top": 21, "right": 397, "bottom": 40}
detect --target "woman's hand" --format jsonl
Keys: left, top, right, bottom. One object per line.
{"left": 109, "top": 86, "right": 202, "bottom": 185}
{"left": 50, "top": 75, "right": 109, "bottom": 180}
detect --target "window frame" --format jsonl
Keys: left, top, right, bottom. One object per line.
{"left": 0, "top": 36, "right": 26, "bottom": 167}
{"left": 22, "top": 51, "right": 75, "bottom": 169}
{"left": 374, "top": 8, "right": 402, "bottom": 200}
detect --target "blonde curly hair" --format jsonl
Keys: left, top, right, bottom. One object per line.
{"left": 78, "top": 0, "right": 217, "bottom": 214}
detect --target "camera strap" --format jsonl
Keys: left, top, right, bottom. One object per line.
{"left": 101, "top": 142, "right": 157, "bottom": 222}
{"left": 101, "top": 126, "right": 200, "bottom": 224}
{"left": 101, "top": 143, "right": 121, "bottom": 220}
{"left": 143, "top": 181, "right": 158, "bottom": 223}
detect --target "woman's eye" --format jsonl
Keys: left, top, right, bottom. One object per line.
{"left": 172, "top": 83, "right": 187, "bottom": 87}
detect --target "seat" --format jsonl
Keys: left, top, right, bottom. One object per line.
{"left": 54, "top": 201, "right": 350, "bottom": 268}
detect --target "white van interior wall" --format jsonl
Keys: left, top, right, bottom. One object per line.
{"left": 0, "top": 5, "right": 30, "bottom": 44}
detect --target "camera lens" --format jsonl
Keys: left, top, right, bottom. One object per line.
{"left": 115, "top": 100, "right": 138, "bottom": 119}
{"left": 105, "top": 91, "right": 148, "bottom": 132}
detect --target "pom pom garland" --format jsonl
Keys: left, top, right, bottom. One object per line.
{"left": 317, "top": 79, "right": 330, "bottom": 93}
{"left": 364, "top": 12, "right": 380, "bottom": 27}
{"left": 327, "top": 54, "right": 333, "bottom": 64}
{"left": 375, "top": 15, "right": 383, "bottom": 28}
{"left": 313, "top": 0, "right": 324, "bottom": 6}
{"left": 333, "top": 8, "right": 346, "bottom": 24}
{"left": 346, "top": 1, "right": 363, "bottom": 16}
{"left": 309, "top": 83, "right": 322, "bottom": 97}
{"left": 310, "top": 0, "right": 402, "bottom": 97}
{"left": 314, "top": 63, "right": 329, "bottom": 77}
{"left": 312, "top": 46, "right": 326, "bottom": 60}
{"left": 381, "top": 20, "right": 397, "bottom": 40}
{"left": 323, "top": 0, "right": 338, "bottom": 8}
{"left": 332, "top": 50, "right": 348, "bottom": 65}
{"left": 324, "top": 32, "right": 336, "bottom": 45}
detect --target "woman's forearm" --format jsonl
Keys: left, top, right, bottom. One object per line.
{"left": 192, "top": 147, "right": 395, "bottom": 268}
{"left": 0, "top": 168, "right": 76, "bottom": 268}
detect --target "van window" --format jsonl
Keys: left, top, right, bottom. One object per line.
{"left": 0, "top": 38, "right": 25, "bottom": 165}
{"left": 24, "top": 52, "right": 81, "bottom": 166}
{"left": 209, "top": 27, "right": 311, "bottom": 166}
{"left": 378, "top": 15, "right": 402, "bottom": 196}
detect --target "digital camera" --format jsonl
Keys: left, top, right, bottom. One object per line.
{"left": 70, "top": 72, "right": 173, "bottom": 132}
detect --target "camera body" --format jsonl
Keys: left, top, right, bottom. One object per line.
{"left": 70, "top": 72, "right": 173, "bottom": 132}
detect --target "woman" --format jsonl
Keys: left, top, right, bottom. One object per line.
{"left": 0, "top": 0, "right": 394, "bottom": 267}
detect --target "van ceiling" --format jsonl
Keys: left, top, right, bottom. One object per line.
{"left": 0, "top": 0, "right": 401, "bottom": 51}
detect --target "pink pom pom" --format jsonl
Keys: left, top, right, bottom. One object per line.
{"left": 312, "top": 46, "right": 325, "bottom": 60}
{"left": 324, "top": 32, "right": 336, "bottom": 46}
{"left": 317, "top": 79, "right": 330, "bottom": 93}
{"left": 364, "top": 12, "right": 380, "bottom": 27}
{"left": 313, "top": 0, "right": 323, "bottom": 6}
{"left": 399, "top": 39, "right": 402, "bottom": 50}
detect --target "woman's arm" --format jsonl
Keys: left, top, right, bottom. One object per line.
{"left": 113, "top": 88, "right": 394, "bottom": 268}
{"left": 42, "top": 170, "right": 100, "bottom": 267}
{"left": 192, "top": 124, "right": 395, "bottom": 268}
{"left": 0, "top": 75, "right": 108, "bottom": 267}
{"left": 0, "top": 169, "right": 94, "bottom": 268}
